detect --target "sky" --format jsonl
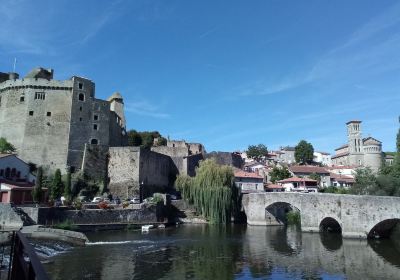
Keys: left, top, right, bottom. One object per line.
{"left": 1, "top": 0, "right": 399, "bottom": 154}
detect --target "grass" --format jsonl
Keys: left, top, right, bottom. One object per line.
{"left": 52, "top": 220, "right": 78, "bottom": 231}
{"left": 286, "top": 211, "right": 301, "bottom": 226}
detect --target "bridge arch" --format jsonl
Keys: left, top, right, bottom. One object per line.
{"left": 319, "top": 217, "right": 342, "bottom": 233}
{"left": 368, "top": 218, "right": 400, "bottom": 239}
{"left": 265, "top": 202, "right": 301, "bottom": 226}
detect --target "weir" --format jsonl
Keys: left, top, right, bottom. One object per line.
{"left": 242, "top": 192, "right": 400, "bottom": 239}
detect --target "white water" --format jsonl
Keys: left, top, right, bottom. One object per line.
{"left": 86, "top": 240, "right": 154, "bottom": 246}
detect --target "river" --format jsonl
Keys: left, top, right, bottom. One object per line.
{"left": 42, "top": 225, "right": 400, "bottom": 280}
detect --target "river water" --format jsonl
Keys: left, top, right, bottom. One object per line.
{"left": 43, "top": 224, "right": 400, "bottom": 280}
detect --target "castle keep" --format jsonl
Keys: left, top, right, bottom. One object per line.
{"left": 0, "top": 68, "right": 127, "bottom": 173}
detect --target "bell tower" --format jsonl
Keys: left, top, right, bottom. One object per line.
{"left": 346, "top": 120, "right": 364, "bottom": 166}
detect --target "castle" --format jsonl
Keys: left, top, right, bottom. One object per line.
{"left": 331, "top": 120, "right": 383, "bottom": 172}
{"left": 0, "top": 67, "right": 127, "bottom": 174}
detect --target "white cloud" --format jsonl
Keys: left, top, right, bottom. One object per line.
{"left": 125, "top": 100, "right": 170, "bottom": 119}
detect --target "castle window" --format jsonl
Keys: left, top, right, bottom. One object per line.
{"left": 29, "top": 111, "right": 34, "bottom": 116}
{"left": 78, "top": 93, "right": 85, "bottom": 101}
{"left": 79, "top": 106, "right": 82, "bottom": 111}
{"left": 20, "top": 94, "right": 24, "bottom": 102}
{"left": 79, "top": 117, "right": 82, "bottom": 121}
{"left": 78, "top": 82, "right": 83, "bottom": 90}
{"left": 93, "top": 115, "right": 98, "bottom": 121}
{"left": 47, "top": 112, "right": 51, "bottom": 117}
{"left": 34, "top": 92, "right": 45, "bottom": 100}
{"left": 91, "top": 139, "right": 98, "bottom": 145}
{"left": 93, "top": 124, "right": 98, "bottom": 130}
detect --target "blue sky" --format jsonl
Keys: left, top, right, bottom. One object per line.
{"left": 1, "top": 0, "right": 399, "bottom": 153}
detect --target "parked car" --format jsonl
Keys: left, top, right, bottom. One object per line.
{"left": 92, "top": 197, "right": 103, "bottom": 203}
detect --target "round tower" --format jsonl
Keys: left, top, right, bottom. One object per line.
{"left": 363, "top": 137, "right": 383, "bottom": 172}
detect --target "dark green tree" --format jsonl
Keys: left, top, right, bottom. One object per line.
{"left": 269, "top": 166, "right": 291, "bottom": 183}
{"left": 64, "top": 168, "right": 72, "bottom": 200}
{"left": 50, "top": 169, "right": 64, "bottom": 200}
{"left": 246, "top": 144, "right": 268, "bottom": 162}
{"left": 349, "top": 167, "right": 377, "bottom": 195}
{"left": 32, "top": 166, "right": 43, "bottom": 203}
{"left": 309, "top": 173, "right": 321, "bottom": 184}
{"left": 0, "top": 137, "right": 16, "bottom": 153}
{"left": 127, "top": 130, "right": 142, "bottom": 146}
{"left": 294, "top": 140, "right": 314, "bottom": 165}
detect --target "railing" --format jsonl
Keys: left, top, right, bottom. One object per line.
{"left": 8, "top": 231, "right": 50, "bottom": 280}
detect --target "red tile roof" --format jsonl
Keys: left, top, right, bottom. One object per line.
{"left": 266, "top": 184, "right": 285, "bottom": 189}
{"left": 234, "top": 170, "right": 263, "bottom": 179}
{"left": 334, "top": 144, "right": 348, "bottom": 151}
{"left": 277, "top": 177, "right": 317, "bottom": 183}
{"left": 289, "top": 165, "right": 329, "bottom": 174}
{"left": 331, "top": 152, "right": 350, "bottom": 159}
{"left": 329, "top": 173, "right": 355, "bottom": 183}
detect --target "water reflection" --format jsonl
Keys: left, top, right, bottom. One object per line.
{"left": 44, "top": 224, "right": 400, "bottom": 280}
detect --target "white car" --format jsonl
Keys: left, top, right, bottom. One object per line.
{"left": 92, "top": 197, "right": 103, "bottom": 203}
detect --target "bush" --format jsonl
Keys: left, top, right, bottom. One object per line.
{"left": 286, "top": 210, "right": 301, "bottom": 226}
{"left": 53, "top": 220, "right": 77, "bottom": 231}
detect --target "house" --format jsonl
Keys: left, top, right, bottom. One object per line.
{"left": 0, "top": 154, "right": 43, "bottom": 204}
{"left": 329, "top": 173, "right": 355, "bottom": 188}
{"left": 326, "top": 165, "right": 356, "bottom": 178}
{"left": 313, "top": 151, "right": 332, "bottom": 166}
{"left": 288, "top": 165, "right": 331, "bottom": 187}
{"left": 234, "top": 170, "right": 264, "bottom": 193}
{"left": 0, "top": 154, "right": 36, "bottom": 183}
{"left": 277, "top": 177, "right": 318, "bottom": 193}
{"left": 265, "top": 184, "right": 285, "bottom": 192}
{"left": 385, "top": 154, "right": 395, "bottom": 166}
{"left": 275, "top": 146, "right": 296, "bottom": 164}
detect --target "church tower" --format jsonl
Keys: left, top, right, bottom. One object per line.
{"left": 347, "top": 120, "right": 364, "bottom": 166}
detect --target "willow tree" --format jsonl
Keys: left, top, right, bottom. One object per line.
{"left": 175, "top": 159, "right": 239, "bottom": 224}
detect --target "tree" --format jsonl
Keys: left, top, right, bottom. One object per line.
{"left": 269, "top": 166, "right": 291, "bottom": 183}
{"left": 127, "top": 130, "right": 142, "bottom": 146}
{"left": 295, "top": 140, "right": 314, "bottom": 165}
{"left": 309, "top": 173, "right": 321, "bottom": 184}
{"left": 32, "top": 166, "right": 43, "bottom": 204}
{"left": 64, "top": 168, "right": 72, "bottom": 201}
{"left": 349, "top": 167, "right": 377, "bottom": 195}
{"left": 0, "top": 137, "right": 16, "bottom": 153}
{"left": 175, "top": 159, "right": 239, "bottom": 224}
{"left": 50, "top": 169, "right": 64, "bottom": 200}
{"left": 246, "top": 144, "right": 268, "bottom": 162}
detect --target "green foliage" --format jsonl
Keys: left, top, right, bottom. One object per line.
{"left": 286, "top": 211, "right": 301, "bottom": 225}
{"left": 50, "top": 169, "right": 64, "bottom": 200}
{"left": 320, "top": 186, "right": 349, "bottom": 194}
{"left": 349, "top": 167, "right": 377, "bottom": 195}
{"left": 308, "top": 173, "right": 321, "bottom": 183}
{"left": 269, "top": 166, "right": 291, "bottom": 183}
{"left": 147, "top": 193, "right": 164, "bottom": 204}
{"left": 64, "top": 169, "right": 72, "bottom": 201}
{"left": 32, "top": 166, "right": 43, "bottom": 203}
{"left": 53, "top": 220, "right": 77, "bottom": 231}
{"left": 175, "top": 159, "right": 239, "bottom": 224}
{"left": 246, "top": 144, "right": 268, "bottom": 162}
{"left": 127, "top": 130, "right": 166, "bottom": 148}
{"left": 294, "top": 140, "right": 314, "bottom": 165}
{"left": 0, "top": 137, "right": 16, "bottom": 153}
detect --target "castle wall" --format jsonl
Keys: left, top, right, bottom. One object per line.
{"left": 108, "top": 147, "right": 173, "bottom": 199}
{"left": 0, "top": 77, "right": 74, "bottom": 172}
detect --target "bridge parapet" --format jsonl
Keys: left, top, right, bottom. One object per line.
{"left": 242, "top": 192, "right": 400, "bottom": 239}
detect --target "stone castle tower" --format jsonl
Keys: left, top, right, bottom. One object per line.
{"left": 0, "top": 67, "right": 127, "bottom": 173}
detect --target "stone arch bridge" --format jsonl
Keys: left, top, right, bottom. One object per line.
{"left": 242, "top": 192, "right": 400, "bottom": 239}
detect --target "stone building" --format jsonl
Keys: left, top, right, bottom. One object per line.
{"left": 108, "top": 147, "right": 178, "bottom": 199}
{"left": 0, "top": 67, "right": 127, "bottom": 174}
{"left": 331, "top": 121, "right": 383, "bottom": 172}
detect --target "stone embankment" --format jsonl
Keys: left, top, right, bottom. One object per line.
{"left": 0, "top": 203, "right": 24, "bottom": 230}
{"left": 21, "top": 225, "right": 88, "bottom": 246}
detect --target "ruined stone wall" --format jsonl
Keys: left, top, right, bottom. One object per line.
{"left": 81, "top": 144, "right": 109, "bottom": 180}
{"left": 204, "top": 152, "right": 244, "bottom": 169}
{"left": 108, "top": 147, "right": 140, "bottom": 199}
